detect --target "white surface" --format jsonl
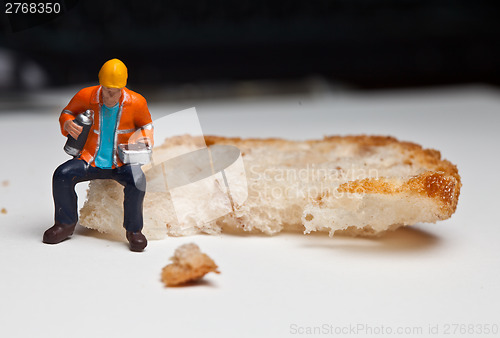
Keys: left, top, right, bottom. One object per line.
{"left": 0, "top": 85, "right": 499, "bottom": 338}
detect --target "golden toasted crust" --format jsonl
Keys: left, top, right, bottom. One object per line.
{"left": 338, "top": 171, "right": 460, "bottom": 217}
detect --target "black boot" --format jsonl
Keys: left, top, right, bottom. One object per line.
{"left": 126, "top": 231, "right": 147, "bottom": 252}
{"left": 43, "top": 222, "right": 77, "bottom": 244}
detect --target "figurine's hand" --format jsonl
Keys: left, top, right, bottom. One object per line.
{"left": 136, "top": 137, "right": 151, "bottom": 147}
{"left": 64, "top": 120, "right": 83, "bottom": 139}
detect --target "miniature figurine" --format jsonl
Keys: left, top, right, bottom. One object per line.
{"left": 43, "top": 59, "right": 154, "bottom": 252}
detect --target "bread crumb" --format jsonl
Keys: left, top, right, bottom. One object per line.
{"left": 1, "top": 208, "right": 7, "bottom": 214}
{"left": 161, "top": 243, "right": 219, "bottom": 287}
{"left": 2, "top": 180, "right": 8, "bottom": 187}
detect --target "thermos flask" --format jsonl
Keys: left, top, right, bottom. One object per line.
{"left": 64, "top": 109, "right": 94, "bottom": 157}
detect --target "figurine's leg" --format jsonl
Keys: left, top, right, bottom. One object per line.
{"left": 114, "top": 164, "right": 147, "bottom": 252}
{"left": 53, "top": 159, "right": 90, "bottom": 225}
{"left": 43, "top": 158, "right": 93, "bottom": 244}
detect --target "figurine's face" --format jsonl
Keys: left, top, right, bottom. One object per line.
{"left": 102, "top": 86, "right": 122, "bottom": 107}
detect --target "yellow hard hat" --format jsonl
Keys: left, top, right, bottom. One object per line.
{"left": 98, "top": 59, "right": 128, "bottom": 88}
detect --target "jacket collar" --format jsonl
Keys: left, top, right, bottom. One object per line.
{"left": 91, "top": 85, "right": 128, "bottom": 106}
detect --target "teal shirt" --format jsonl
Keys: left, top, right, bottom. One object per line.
{"left": 95, "top": 103, "right": 119, "bottom": 169}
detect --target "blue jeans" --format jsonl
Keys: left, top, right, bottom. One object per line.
{"left": 53, "top": 158, "right": 146, "bottom": 232}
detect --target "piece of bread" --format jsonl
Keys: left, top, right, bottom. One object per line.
{"left": 79, "top": 134, "right": 461, "bottom": 238}
{"left": 161, "top": 243, "right": 219, "bottom": 286}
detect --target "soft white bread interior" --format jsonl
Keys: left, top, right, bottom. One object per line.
{"left": 79, "top": 135, "right": 461, "bottom": 239}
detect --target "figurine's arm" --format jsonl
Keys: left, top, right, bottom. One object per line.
{"left": 59, "top": 89, "right": 89, "bottom": 139}
{"left": 131, "top": 96, "right": 154, "bottom": 147}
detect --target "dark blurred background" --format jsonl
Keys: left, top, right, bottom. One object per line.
{"left": 0, "top": 0, "right": 499, "bottom": 94}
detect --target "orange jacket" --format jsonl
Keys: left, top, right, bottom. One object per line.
{"left": 59, "top": 85, "right": 154, "bottom": 168}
